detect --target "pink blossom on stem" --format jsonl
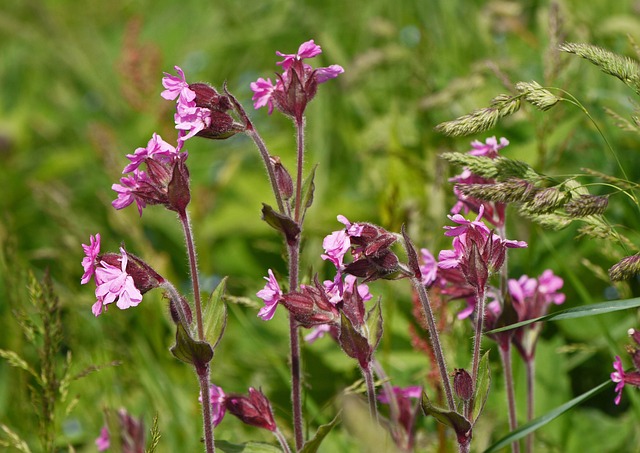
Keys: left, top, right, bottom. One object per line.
{"left": 123, "top": 133, "right": 177, "bottom": 174}
{"left": 611, "top": 355, "right": 625, "bottom": 405}
{"left": 337, "top": 214, "right": 364, "bottom": 237}
{"left": 161, "top": 65, "right": 196, "bottom": 103}
{"left": 81, "top": 233, "right": 101, "bottom": 284}
{"left": 94, "top": 247, "right": 143, "bottom": 315}
{"left": 111, "top": 170, "right": 151, "bottom": 216}
{"left": 468, "top": 136, "right": 509, "bottom": 157}
{"left": 250, "top": 77, "right": 277, "bottom": 113}
{"left": 321, "top": 229, "right": 351, "bottom": 269}
{"left": 419, "top": 248, "right": 438, "bottom": 286}
{"left": 444, "top": 205, "right": 490, "bottom": 238}
{"left": 276, "top": 39, "right": 323, "bottom": 69}
{"left": 95, "top": 426, "right": 110, "bottom": 451}
{"left": 174, "top": 98, "right": 211, "bottom": 141}
{"left": 256, "top": 269, "right": 283, "bottom": 320}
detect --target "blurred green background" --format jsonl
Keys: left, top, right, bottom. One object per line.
{"left": 2, "top": 0, "right": 640, "bottom": 451}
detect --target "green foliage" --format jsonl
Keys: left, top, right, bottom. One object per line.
{"left": 2, "top": 0, "right": 640, "bottom": 451}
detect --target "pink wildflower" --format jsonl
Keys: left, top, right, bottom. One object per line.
{"left": 256, "top": 269, "right": 283, "bottom": 320}
{"left": 94, "top": 247, "right": 143, "bottom": 315}
{"left": 468, "top": 136, "right": 509, "bottom": 157}
{"left": 419, "top": 248, "right": 438, "bottom": 286}
{"left": 199, "top": 383, "right": 227, "bottom": 427}
{"left": 95, "top": 426, "right": 110, "bottom": 451}
{"left": 611, "top": 356, "right": 625, "bottom": 405}
{"left": 161, "top": 65, "right": 195, "bottom": 103}
{"left": 276, "top": 39, "right": 323, "bottom": 69}
{"left": 123, "top": 133, "right": 177, "bottom": 174}
{"left": 81, "top": 233, "right": 101, "bottom": 284}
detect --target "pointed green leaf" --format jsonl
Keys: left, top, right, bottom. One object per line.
{"left": 483, "top": 379, "right": 612, "bottom": 453}
{"left": 297, "top": 164, "right": 317, "bottom": 224}
{"left": 485, "top": 297, "right": 640, "bottom": 335}
{"left": 204, "top": 277, "right": 228, "bottom": 349}
{"left": 300, "top": 412, "right": 341, "bottom": 453}
{"left": 214, "top": 440, "right": 282, "bottom": 452}
{"left": 338, "top": 312, "right": 371, "bottom": 368}
{"left": 365, "top": 298, "right": 384, "bottom": 353}
{"left": 170, "top": 323, "right": 213, "bottom": 366}
{"left": 421, "top": 392, "right": 472, "bottom": 439}
{"left": 472, "top": 350, "right": 491, "bottom": 424}
{"left": 261, "top": 203, "right": 300, "bottom": 245}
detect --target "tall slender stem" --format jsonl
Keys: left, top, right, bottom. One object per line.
{"left": 294, "top": 116, "right": 305, "bottom": 223}
{"left": 498, "top": 345, "right": 520, "bottom": 453}
{"left": 179, "top": 210, "right": 205, "bottom": 340}
{"left": 244, "top": 126, "right": 286, "bottom": 215}
{"left": 410, "top": 276, "right": 455, "bottom": 411}
{"left": 362, "top": 363, "right": 379, "bottom": 422}
{"left": 524, "top": 357, "right": 535, "bottom": 453}
{"left": 468, "top": 286, "right": 486, "bottom": 420}
{"left": 197, "top": 365, "right": 215, "bottom": 453}
{"left": 274, "top": 428, "right": 293, "bottom": 453}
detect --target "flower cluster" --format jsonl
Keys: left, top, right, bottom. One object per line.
{"left": 162, "top": 66, "right": 243, "bottom": 141}
{"left": 437, "top": 206, "right": 527, "bottom": 292}
{"left": 450, "top": 136, "right": 509, "bottom": 227}
{"left": 611, "top": 329, "right": 640, "bottom": 405}
{"left": 81, "top": 234, "right": 162, "bottom": 316}
{"left": 250, "top": 39, "right": 344, "bottom": 120}
{"left": 112, "top": 133, "right": 190, "bottom": 216}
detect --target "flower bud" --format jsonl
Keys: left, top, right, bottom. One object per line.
{"left": 167, "top": 152, "right": 191, "bottom": 213}
{"left": 270, "top": 156, "right": 294, "bottom": 200}
{"left": 169, "top": 294, "right": 193, "bottom": 326}
{"left": 454, "top": 368, "right": 473, "bottom": 402}
{"left": 225, "top": 388, "right": 277, "bottom": 432}
{"left": 281, "top": 277, "right": 340, "bottom": 328}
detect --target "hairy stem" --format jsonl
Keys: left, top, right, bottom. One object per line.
{"left": 197, "top": 365, "right": 216, "bottom": 453}
{"left": 372, "top": 359, "right": 402, "bottom": 442}
{"left": 274, "top": 428, "right": 293, "bottom": 453}
{"left": 468, "top": 286, "right": 486, "bottom": 420}
{"left": 362, "top": 363, "right": 379, "bottom": 422}
{"left": 179, "top": 210, "right": 205, "bottom": 341}
{"left": 524, "top": 357, "right": 535, "bottom": 453}
{"left": 410, "top": 276, "right": 455, "bottom": 411}
{"left": 499, "top": 344, "right": 520, "bottom": 453}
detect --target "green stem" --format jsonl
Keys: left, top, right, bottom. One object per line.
{"left": 499, "top": 344, "right": 520, "bottom": 453}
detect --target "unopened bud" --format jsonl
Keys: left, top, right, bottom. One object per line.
{"left": 270, "top": 156, "right": 294, "bottom": 200}
{"left": 167, "top": 153, "right": 191, "bottom": 213}
{"left": 454, "top": 368, "right": 473, "bottom": 402}
{"left": 225, "top": 388, "right": 277, "bottom": 432}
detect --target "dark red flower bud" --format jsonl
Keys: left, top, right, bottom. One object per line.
{"left": 169, "top": 294, "right": 193, "bottom": 326}
{"left": 167, "top": 153, "right": 191, "bottom": 213}
{"left": 281, "top": 277, "right": 339, "bottom": 328}
{"left": 189, "top": 83, "right": 230, "bottom": 112}
{"left": 453, "top": 369, "right": 473, "bottom": 402}
{"left": 344, "top": 249, "right": 400, "bottom": 282}
{"left": 270, "top": 156, "right": 294, "bottom": 200}
{"left": 225, "top": 388, "right": 277, "bottom": 432}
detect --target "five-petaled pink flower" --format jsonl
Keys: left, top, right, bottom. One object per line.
{"left": 161, "top": 65, "right": 195, "bottom": 103}
{"left": 81, "top": 233, "right": 101, "bottom": 284}
{"left": 250, "top": 39, "right": 344, "bottom": 118}
{"left": 419, "top": 248, "right": 438, "bottom": 286}
{"left": 93, "top": 247, "right": 143, "bottom": 316}
{"left": 123, "top": 133, "right": 177, "bottom": 174}
{"left": 112, "top": 170, "right": 151, "bottom": 216}
{"left": 95, "top": 426, "right": 110, "bottom": 451}
{"left": 256, "top": 269, "right": 283, "bottom": 320}
{"left": 611, "top": 355, "right": 625, "bottom": 405}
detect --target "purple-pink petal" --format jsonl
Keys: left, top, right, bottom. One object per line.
{"left": 161, "top": 66, "right": 195, "bottom": 102}
{"left": 315, "top": 64, "right": 344, "bottom": 83}
{"left": 419, "top": 248, "right": 438, "bottom": 286}
{"left": 95, "top": 426, "right": 110, "bottom": 451}
{"left": 250, "top": 77, "right": 277, "bottom": 113}
{"left": 321, "top": 229, "right": 351, "bottom": 269}
{"left": 123, "top": 133, "right": 177, "bottom": 173}
{"left": 257, "top": 269, "right": 282, "bottom": 320}
{"left": 81, "top": 233, "right": 101, "bottom": 284}
{"left": 611, "top": 356, "right": 625, "bottom": 405}
{"left": 94, "top": 248, "right": 142, "bottom": 312}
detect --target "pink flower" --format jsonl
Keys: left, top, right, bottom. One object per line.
{"left": 250, "top": 77, "right": 277, "bottom": 113}
{"left": 256, "top": 269, "right": 283, "bottom": 320}
{"left": 337, "top": 214, "right": 364, "bottom": 237}
{"left": 111, "top": 170, "right": 151, "bottom": 216}
{"left": 537, "top": 269, "right": 566, "bottom": 305}
{"left": 377, "top": 385, "right": 422, "bottom": 404}
{"left": 174, "top": 98, "right": 211, "bottom": 142}
{"left": 123, "top": 133, "right": 177, "bottom": 174}
{"left": 304, "top": 324, "right": 332, "bottom": 343}
{"left": 315, "top": 65, "right": 345, "bottom": 83}
{"left": 444, "top": 205, "right": 490, "bottom": 238}
{"left": 468, "top": 136, "right": 509, "bottom": 157}
{"left": 200, "top": 383, "right": 227, "bottom": 427}
{"left": 321, "top": 230, "right": 351, "bottom": 269}
{"left": 419, "top": 248, "right": 438, "bottom": 286}
{"left": 611, "top": 356, "right": 625, "bottom": 405}
{"left": 276, "top": 39, "right": 323, "bottom": 69}
{"left": 161, "top": 66, "right": 195, "bottom": 103}
{"left": 95, "top": 426, "right": 110, "bottom": 451}
{"left": 94, "top": 247, "right": 143, "bottom": 316}
{"left": 81, "top": 233, "right": 101, "bottom": 284}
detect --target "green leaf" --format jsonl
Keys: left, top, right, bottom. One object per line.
{"left": 203, "top": 277, "right": 228, "bottom": 349}
{"left": 214, "top": 440, "right": 282, "bottom": 453}
{"left": 472, "top": 350, "right": 491, "bottom": 424}
{"left": 261, "top": 203, "right": 300, "bottom": 245}
{"left": 485, "top": 297, "right": 640, "bottom": 335}
{"left": 421, "top": 392, "right": 471, "bottom": 442}
{"left": 483, "top": 379, "right": 613, "bottom": 453}
{"left": 170, "top": 323, "right": 213, "bottom": 367}
{"left": 297, "top": 164, "right": 317, "bottom": 224}
{"left": 300, "top": 412, "right": 341, "bottom": 453}
{"left": 365, "top": 298, "right": 384, "bottom": 354}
